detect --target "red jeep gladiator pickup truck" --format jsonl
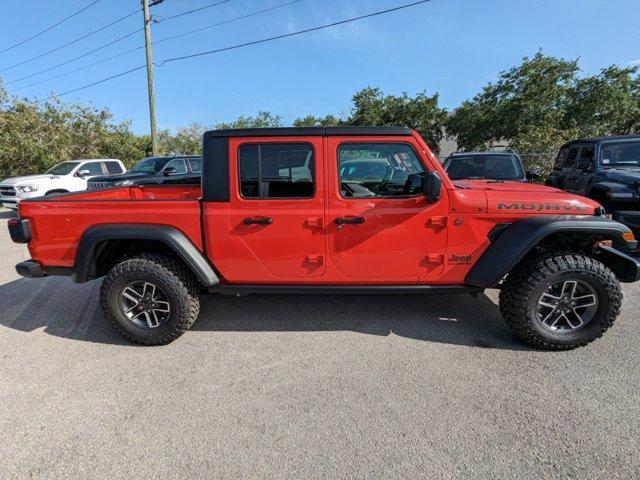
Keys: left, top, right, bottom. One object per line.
{"left": 8, "top": 127, "right": 640, "bottom": 348}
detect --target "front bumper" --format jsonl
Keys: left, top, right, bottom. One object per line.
{"left": 0, "top": 190, "right": 41, "bottom": 209}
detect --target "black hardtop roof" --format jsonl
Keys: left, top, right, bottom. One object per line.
{"left": 562, "top": 134, "right": 640, "bottom": 147}
{"left": 203, "top": 126, "right": 413, "bottom": 139}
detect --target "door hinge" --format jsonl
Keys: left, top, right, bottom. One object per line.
{"left": 305, "top": 254, "right": 324, "bottom": 265}
{"left": 428, "top": 216, "right": 448, "bottom": 228}
{"left": 426, "top": 254, "right": 444, "bottom": 264}
{"left": 305, "top": 217, "right": 323, "bottom": 229}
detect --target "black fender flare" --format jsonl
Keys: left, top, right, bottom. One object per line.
{"left": 72, "top": 224, "right": 220, "bottom": 286}
{"left": 465, "top": 216, "right": 637, "bottom": 288}
{"left": 586, "top": 182, "right": 628, "bottom": 197}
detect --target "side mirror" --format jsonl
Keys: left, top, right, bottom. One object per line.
{"left": 76, "top": 169, "right": 91, "bottom": 177}
{"left": 163, "top": 167, "right": 178, "bottom": 176}
{"left": 422, "top": 171, "right": 442, "bottom": 203}
{"left": 576, "top": 158, "right": 592, "bottom": 171}
{"left": 526, "top": 168, "right": 540, "bottom": 180}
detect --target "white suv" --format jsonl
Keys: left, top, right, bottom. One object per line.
{"left": 0, "top": 159, "right": 126, "bottom": 209}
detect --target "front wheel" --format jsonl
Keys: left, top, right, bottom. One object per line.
{"left": 100, "top": 254, "right": 201, "bottom": 345}
{"left": 499, "top": 252, "right": 622, "bottom": 350}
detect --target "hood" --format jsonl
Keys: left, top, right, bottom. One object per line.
{"left": 89, "top": 172, "right": 160, "bottom": 183}
{"left": 453, "top": 179, "right": 564, "bottom": 193}
{"left": 597, "top": 168, "right": 640, "bottom": 186}
{"left": 454, "top": 180, "right": 601, "bottom": 215}
{"left": 0, "top": 174, "right": 62, "bottom": 185}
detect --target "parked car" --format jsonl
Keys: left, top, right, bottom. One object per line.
{"left": 8, "top": 127, "right": 640, "bottom": 349}
{"left": 0, "top": 159, "right": 126, "bottom": 210}
{"left": 443, "top": 151, "right": 538, "bottom": 182}
{"left": 87, "top": 155, "right": 202, "bottom": 190}
{"left": 546, "top": 135, "right": 640, "bottom": 232}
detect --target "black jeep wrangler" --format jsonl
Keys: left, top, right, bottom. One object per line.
{"left": 546, "top": 135, "right": 640, "bottom": 232}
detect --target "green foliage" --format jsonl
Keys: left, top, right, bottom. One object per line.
{"left": 293, "top": 114, "right": 341, "bottom": 127}
{"left": 0, "top": 83, "right": 150, "bottom": 177}
{"left": 3, "top": 54, "right": 639, "bottom": 181}
{"left": 214, "top": 110, "right": 283, "bottom": 130}
{"left": 294, "top": 87, "right": 447, "bottom": 153}
{"left": 446, "top": 52, "right": 640, "bottom": 179}
{"left": 346, "top": 87, "right": 447, "bottom": 153}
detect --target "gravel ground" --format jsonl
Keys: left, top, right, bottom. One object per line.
{"left": 0, "top": 207, "right": 638, "bottom": 479}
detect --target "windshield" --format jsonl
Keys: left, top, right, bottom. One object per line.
{"left": 131, "top": 157, "right": 169, "bottom": 173}
{"left": 600, "top": 141, "right": 640, "bottom": 167}
{"left": 445, "top": 154, "right": 524, "bottom": 180}
{"left": 45, "top": 161, "right": 80, "bottom": 175}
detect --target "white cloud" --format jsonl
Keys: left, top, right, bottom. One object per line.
{"left": 629, "top": 59, "right": 640, "bottom": 66}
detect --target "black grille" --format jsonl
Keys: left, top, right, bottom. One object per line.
{"left": 0, "top": 186, "right": 16, "bottom": 197}
{"left": 87, "top": 182, "right": 112, "bottom": 190}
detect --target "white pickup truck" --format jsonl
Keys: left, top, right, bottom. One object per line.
{"left": 0, "top": 159, "right": 126, "bottom": 209}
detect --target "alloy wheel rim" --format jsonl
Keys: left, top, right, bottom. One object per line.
{"left": 536, "top": 280, "right": 598, "bottom": 333}
{"left": 119, "top": 281, "right": 171, "bottom": 329}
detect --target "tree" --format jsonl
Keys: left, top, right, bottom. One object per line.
{"left": 345, "top": 87, "right": 447, "bottom": 153}
{"left": 565, "top": 65, "right": 640, "bottom": 138}
{"left": 293, "top": 114, "right": 340, "bottom": 127}
{"left": 214, "top": 110, "right": 283, "bottom": 130}
{"left": 158, "top": 123, "right": 205, "bottom": 155}
{"left": 446, "top": 52, "right": 580, "bottom": 153}
{"left": 0, "top": 83, "right": 148, "bottom": 177}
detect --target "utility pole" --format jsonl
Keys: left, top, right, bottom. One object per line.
{"left": 142, "top": 0, "right": 162, "bottom": 155}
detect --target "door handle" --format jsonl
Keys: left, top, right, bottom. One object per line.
{"left": 335, "top": 216, "right": 365, "bottom": 225}
{"left": 243, "top": 217, "right": 273, "bottom": 225}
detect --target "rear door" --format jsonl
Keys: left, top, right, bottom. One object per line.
{"left": 326, "top": 136, "right": 449, "bottom": 283}
{"left": 226, "top": 137, "right": 325, "bottom": 283}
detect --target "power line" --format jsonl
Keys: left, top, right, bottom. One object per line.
{"left": 11, "top": 0, "right": 303, "bottom": 90}
{"left": 0, "top": 7, "right": 141, "bottom": 73}
{"left": 164, "top": 0, "right": 231, "bottom": 20}
{"left": 42, "top": 0, "right": 431, "bottom": 100}
{"left": 155, "top": 0, "right": 304, "bottom": 46}
{"left": 157, "top": 0, "right": 431, "bottom": 66}
{"left": 15, "top": 47, "right": 144, "bottom": 91}
{"left": 5, "top": 0, "right": 239, "bottom": 87}
{"left": 0, "top": 0, "right": 103, "bottom": 56}
{"left": 6, "top": 29, "right": 141, "bottom": 86}
{"left": 44, "top": 65, "right": 147, "bottom": 101}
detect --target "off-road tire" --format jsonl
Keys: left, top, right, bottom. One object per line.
{"left": 100, "top": 254, "right": 200, "bottom": 345}
{"left": 499, "top": 252, "right": 622, "bottom": 350}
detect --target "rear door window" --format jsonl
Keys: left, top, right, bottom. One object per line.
{"left": 238, "top": 143, "right": 314, "bottom": 198}
{"left": 104, "top": 161, "right": 124, "bottom": 174}
{"left": 165, "top": 159, "right": 187, "bottom": 174}
{"left": 187, "top": 158, "right": 202, "bottom": 173}
{"left": 79, "top": 162, "right": 105, "bottom": 176}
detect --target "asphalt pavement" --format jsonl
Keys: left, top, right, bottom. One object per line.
{"left": 0, "top": 207, "right": 638, "bottom": 479}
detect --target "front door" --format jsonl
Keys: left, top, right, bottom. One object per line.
{"left": 227, "top": 137, "right": 325, "bottom": 283}
{"left": 326, "top": 137, "right": 449, "bottom": 283}
{"left": 562, "top": 145, "right": 582, "bottom": 193}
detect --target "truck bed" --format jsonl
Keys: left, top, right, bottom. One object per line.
{"left": 18, "top": 185, "right": 203, "bottom": 268}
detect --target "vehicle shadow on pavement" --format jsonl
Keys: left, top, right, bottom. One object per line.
{"left": 0, "top": 209, "right": 18, "bottom": 219}
{"left": 0, "top": 276, "right": 531, "bottom": 350}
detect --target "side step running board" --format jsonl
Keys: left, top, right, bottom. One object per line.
{"left": 208, "top": 285, "right": 483, "bottom": 295}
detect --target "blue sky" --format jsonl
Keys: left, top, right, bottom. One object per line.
{"left": 0, "top": 0, "right": 639, "bottom": 133}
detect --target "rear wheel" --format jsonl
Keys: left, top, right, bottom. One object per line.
{"left": 100, "top": 254, "right": 200, "bottom": 345}
{"left": 499, "top": 252, "right": 622, "bottom": 350}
